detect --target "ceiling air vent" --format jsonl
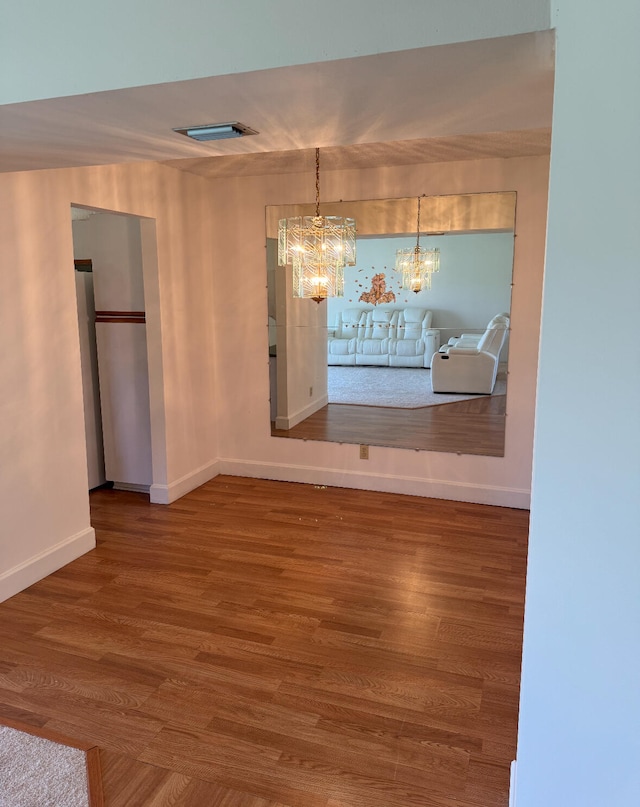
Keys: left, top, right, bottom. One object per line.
{"left": 173, "top": 122, "right": 258, "bottom": 142}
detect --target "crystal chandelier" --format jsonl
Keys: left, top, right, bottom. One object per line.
{"left": 278, "top": 148, "right": 356, "bottom": 303}
{"left": 394, "top": 195, "right": 440, "bottom": 293}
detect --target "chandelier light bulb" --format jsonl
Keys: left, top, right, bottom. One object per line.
{"left": 394, "top": 196, "right": 440, "bottom": 294}
{"left": 277, "top": 148, "right": 356, "bottom": 302}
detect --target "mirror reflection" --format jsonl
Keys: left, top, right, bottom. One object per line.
{"left": 266, "top": 192, "right": 515, "bottom": 457}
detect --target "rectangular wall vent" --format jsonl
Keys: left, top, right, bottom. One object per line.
{"left": 173, "top": 122, "right": 258, "bottom": 142}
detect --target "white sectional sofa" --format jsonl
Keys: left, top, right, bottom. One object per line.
{"left": 327, "top": 307, "right": 440, "bottom": 368}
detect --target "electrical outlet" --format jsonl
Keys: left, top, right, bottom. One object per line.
{"left": 359, "top": 445, "right": 369, "bottom": 460}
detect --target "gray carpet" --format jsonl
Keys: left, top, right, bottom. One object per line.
{"left": 328, "top": 365, "right": 506, "bottom": 408}
{"left": 0, "top": 725, "right": 89, "bottom": 807}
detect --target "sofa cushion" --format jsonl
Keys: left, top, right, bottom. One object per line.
{"left": 338, "top": 308, "right": 365, "bottom": 337}
{"left": 394, "top": 338, "right": 424, "bottom": 357}
{"left": 477, "top": 324, "right": 507, "bottom": 355}
{"left": 371, "top": 323, "right": 391, "bottom": 339}
{"left": 341, "top": 308, "right": 363, "bottom": 324}
{"left": 366, "top": 309, "right": 397, "bottom": 339}
{"left": 402, "top": 308, "right": 426, "bottom": 323}
{"left": 360, "top": 338, "right": 388, "bottom": 356}
{"left": 328, "top": 337, "right": 356, "bottom": 355}
{"left": 398, "top": 308, "right": 431, "bottom": 340}
{"left": 401, "top": 324, "right": 422, "bottom": 341}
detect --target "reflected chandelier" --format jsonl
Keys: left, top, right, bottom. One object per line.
{"left": 278, "top": 148, "right": 356, "bottom": 302}
{"left": 394, "top": 195, "right": 440, "bottom": 293}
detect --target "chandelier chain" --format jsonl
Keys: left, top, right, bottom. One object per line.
{"left": 277, "top": 144, "right": 356, "bottom": 301}
{"left": 315, "top": 147, "right": 321, "bottom": 217}
{"left": 416, "top": 196, "right": 422, "bottom": 251}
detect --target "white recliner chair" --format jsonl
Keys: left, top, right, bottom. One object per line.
{"left": 327, "top": 308, "right": 366, "bottom": 365}
{"left": 431, "top": 315, "right": 510, "bottom": 394}
{"left": 356, "top": 309, "right": 399, "bottom": 365}
{"left": 441, "top": 313, "right": 510, "bottom": 351}
{"left": 389, "top": 308, "right": 440, "bottom": 368}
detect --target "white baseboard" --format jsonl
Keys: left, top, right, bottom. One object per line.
{"left": 0, "top": 526, "right": 96, "bottom": 604}
{"left": 275, "top": 394, "right": 329, "bottom": 430}
{"left": 509, "top": 759, "right": 517, "bottom": 807}
{"left": 218, "top": 458, "right": 531, "bottom": 509}
{"left": 149, "top": 460, "right": 220, "bottom": 504}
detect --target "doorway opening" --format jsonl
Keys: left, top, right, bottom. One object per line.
{"left": 71, "top": 206, "right": 165, "bottom": 498}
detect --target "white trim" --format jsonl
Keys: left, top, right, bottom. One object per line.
{"left": 0, "top": 526, "right": 96, "bottom": 604}
{"left": 149, "top": 460, "right": 220, "bottom": 504}
{"left": 218, "top": 458, "right": 530, "bottom": 509}
{"left": 275, "top": 394, "right": 329, "bottom": 430}
{"left": 509, "top": 759, "right": 517, "bottom": 807}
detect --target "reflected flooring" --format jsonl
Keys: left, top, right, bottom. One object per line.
{"left": 272, "top": 395, "right": 506, "bottom": 456}
{"left": 0, "top": 476, "right": 528, "bottom": 807}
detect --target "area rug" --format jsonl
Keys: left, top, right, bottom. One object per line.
{"left": 327, "top": 366, "right": 506, "bottom": 408}
{"left": 0, "top": 720, "right": 100, "bottom": 807}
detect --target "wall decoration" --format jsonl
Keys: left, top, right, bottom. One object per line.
{"left": 358, "top": 272, "right": 396, "bottom": 305}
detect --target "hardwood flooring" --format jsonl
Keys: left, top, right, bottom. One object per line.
{"left": 271, "top": 396, "right": 507, "bottom": 456}
{"left": 0, "top": 476, "right": 528, "bottom": 806}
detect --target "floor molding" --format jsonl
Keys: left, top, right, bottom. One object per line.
{"left": 218, "top": 458, "right": 530, "bottom": 509}
{"left": 150, "top": 460, "right": 220, "bottom": 504}
{"left": 275, "top": 393, "right": 329, "bottom": 430}
{"left": 0, "top": 526, "right": 95, "bottom": 604}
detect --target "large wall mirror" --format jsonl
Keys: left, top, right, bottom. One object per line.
{"left": 266, "top": 192, "right": 515, "bottom": 457}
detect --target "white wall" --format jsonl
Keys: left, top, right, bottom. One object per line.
{"left": 73, "top": 271, "right": 106, "bottom": 490}
{"left": 0, "top": 1, "right": 551, "bottom": 105}
{"left": 95, "top": 322, "right": 154, "bottom": 489}
{"left": 73, "top": 213, "right": 146, "bottom": 311}
{"left": 515, "top": 1, "right": 640, "bottom": 804}
{"left": 328, "top": 232, "right": 514, "bottom": 340}
{"left": 211, "top": 155, "right": 548, "bottom": 509}
{"left": 0, "top": 161, "right": 218, "bottom": 602}
{"left": 274, "top": 261, "right": 329, "bottom": 430}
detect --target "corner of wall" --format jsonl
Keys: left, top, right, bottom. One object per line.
{"left": 0, "top": 527, "right": 96, "bottom": 604}
{"left": 150, "top": 460, "right": 220, "bottom": 504}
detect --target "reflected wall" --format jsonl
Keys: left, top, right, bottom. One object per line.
{"left": 267, "top": 192, "right": 515, "bottom": 456}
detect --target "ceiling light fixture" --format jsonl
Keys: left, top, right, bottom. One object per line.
{"left": 173, "top": 121, "right": 258, "bottom": 142}
{"left": 277, "top": 148, "right": 356, "bottom": 303}
{"left": 394, "top": 195, "right": 440, "bottom": 293}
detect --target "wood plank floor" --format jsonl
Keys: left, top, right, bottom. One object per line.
{"left": 271, "top": 396, "right": 507, "bottom": 456}
{"left": 0, "top": 476, "right": 528, "bottom": 806}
